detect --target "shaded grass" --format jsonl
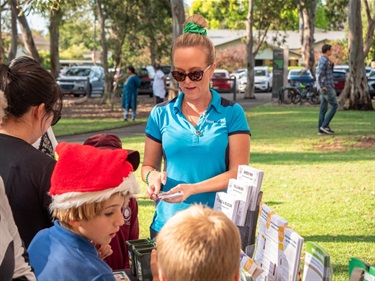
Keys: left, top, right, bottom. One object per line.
{"left": 53, "top": 118, "right": 148, "bottom": 137}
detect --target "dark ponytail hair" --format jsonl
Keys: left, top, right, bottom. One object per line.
{"left": 127, "top": 66, "right": 136, "bottom": 74}
{"left": 0, "top": 56, "right": 62, "bottom": 121}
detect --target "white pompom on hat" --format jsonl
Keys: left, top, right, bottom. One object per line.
{"left": 49, "top": 142, "right": 139, "bottom": 210}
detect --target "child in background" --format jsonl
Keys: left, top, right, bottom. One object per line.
{"left": 152, "top": 204, "right": 241, "bottom": 281}
{"left": 83, "top": 133, "right": 140, "bottom": 270}
{"left": 28, "top": 142, "right": 139, "bottom": 281}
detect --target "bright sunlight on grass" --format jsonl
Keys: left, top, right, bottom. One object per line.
{"left": 122, "top": 105, "right": 374, "bottom": 281}
{"left": 57, "top": 105, "right": 375, "bottom": 281}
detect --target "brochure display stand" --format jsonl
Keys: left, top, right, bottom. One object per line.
{"left": 238, "top": 191, "right": 263, "bottom": 252}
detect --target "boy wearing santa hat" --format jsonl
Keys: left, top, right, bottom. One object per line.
{"left": 28, "top": 142, "right": 139, "bottom": 281}
{"left": 83, "top": 133, "right": 140, "bottom": 270}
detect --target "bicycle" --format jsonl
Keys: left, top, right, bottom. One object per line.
{"left": 278, "top": 85, "right": 302, "bottom": 104}
{"left": 291, "top": 83, "right": 320, "bottom": 105}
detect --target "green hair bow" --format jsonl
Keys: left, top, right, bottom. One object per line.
{"left": 183, "top": 22, "right": 207, "bottom": 36}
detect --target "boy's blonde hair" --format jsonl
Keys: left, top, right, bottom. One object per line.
{"left": 156, "top": 204, "right": 241, "bottom": 281}
{"left": 52, "top": 192, "right": 129, "bottom": 230}
{"left": 172, "top": 14, "right": 215, "bottom": 66}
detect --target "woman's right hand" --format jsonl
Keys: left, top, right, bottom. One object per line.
{"left": 146, "top": 170, "right": 167, "bottom": 200}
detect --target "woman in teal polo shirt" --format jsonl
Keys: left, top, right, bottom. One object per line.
{"left": 141, "top": 14, "right": 251, "bottom": 238}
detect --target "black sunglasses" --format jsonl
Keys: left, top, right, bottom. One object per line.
{"left": 171, "top": 65, "right": 212, "bottom": 82}
{"left": 51, "top": 110, "right": 61, "bottom": 126}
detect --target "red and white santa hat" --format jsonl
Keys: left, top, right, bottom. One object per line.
{"left": 49, "top": 142, "right": 139, "bottom": 210}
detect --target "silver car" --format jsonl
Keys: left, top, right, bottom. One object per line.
{"left": 57, "top": 66, "right": 105, "bottom": 97}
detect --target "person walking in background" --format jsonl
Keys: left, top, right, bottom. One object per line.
{"left": 316, "top": 44, "right": 338, "bottom": 135}
{"left": 0, "top": 56, "right": 62, "bottom": 247}
{"left": 83, "top": 133, "right": 140, "bottom": 270}
{"left": 151, "top": 205, "right": 241, "bottom": 281}
{"left": 122, "top": 66, "right": 140, "bottom": 121}
{"left": 152, "top": 63, "right": 167, "bottom": 104}
{"left": 141, "top": 14, "right": 251, "bottom": 239}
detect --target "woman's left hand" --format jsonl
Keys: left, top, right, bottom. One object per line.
{"left": 160, "top": 183, "right": 192, "bottom": 203}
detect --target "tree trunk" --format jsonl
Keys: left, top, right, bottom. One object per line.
{"left": 8, "top": 3, "right": 18, "bottom": 62}
{"left": 9, "top": 0, "right": 41, "bottom": 63}
{"left": 342, "top": 0, "right": 373, "bottom": 110}
{"left": 97, "top": 0, "right": 110, "bottom": 104}
{"left": 244, "top": 0, "right": 255, "bottom": 99}
{"left": 49, "top": 7, "right": 62, "bottom": 79}
{"left": 0, "top": 9, "right": 4, "bottom": 63}
{"left": 300, "top": 0, "right": 317, "bottom": 77}
{"left": 169, "top": 0, "right": 185, "bottom": 100}
{"left": 362, "top": 0, "right": 375, "bottom": 56}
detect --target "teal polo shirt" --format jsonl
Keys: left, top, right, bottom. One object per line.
{"left": 145, "top": 89, "right": 250, "bottom": 232}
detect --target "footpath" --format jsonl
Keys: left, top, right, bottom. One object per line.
{"left": 56, "top": 92, "right": 272, "bottom": 144}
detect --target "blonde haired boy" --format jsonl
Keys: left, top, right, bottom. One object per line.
{"left": 28, "top": 142, "right": 139, "bottom": 281}
{"left": 153, "top": 204, "right": 241, "bottom": 281}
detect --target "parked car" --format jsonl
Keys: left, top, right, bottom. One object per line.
{"left": 57, "top": 65, "right": 105, "bottom": 97}
{"left": 160, "top": 65, "right": 171, "bottom": 86}
{"left": 211, "top": 69, "right": 233, "bottom": 93}
{"left": 230, "top": 68, "right": 246, "bottom": 80}
{"left": 332, "top": 70, "right": 347, "bottom": 95}
{"left": 333, "top": 65, "right": 375, "bottom": 98}
{"left": 254, "top": 66, "right": 272, "bottom": 92}
{"left": 287, "top": 69, "right": 315, "bottom": 87}
{"left": 137, "top": 66, "right": 155, "bottom": 97}
{"left": 237, "top": 67, "right": 273, "bottom": 93}
{"left": 367, "top": 69, "right": 375, "bottom": 99}
{"left": 334, "top": 65, "right": 373, "bottom": 76}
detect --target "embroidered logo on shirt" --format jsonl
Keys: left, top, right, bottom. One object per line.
{"left": 205, "top": 118, "right": 226, "bottom": 124}
{"left": 123, "top": 207, "right": 131, "bottom": 225}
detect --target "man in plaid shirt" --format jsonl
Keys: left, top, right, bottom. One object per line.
{"left": 316, "top": 44, "right": 338, "bottom": 135}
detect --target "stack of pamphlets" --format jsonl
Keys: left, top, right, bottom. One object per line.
{"left": 240, "top": 250, "right": 264, "bottom": 279}
{"left": 213, "top": 191, "right": 240, "bottom": 222}
{"left": 302, "top": 242, "right": 332, "bottom": 281}
{"left": 278, "top": 226, "right": 304, "bottom": 281}
{"left": 213, "top": 165, "right": 264, "bottom": 226}
{"left": 237, "top": 165, "right": 264, "bottom": 211}
{"left": 253, "top": 203, "right": 304, "bottom": 281}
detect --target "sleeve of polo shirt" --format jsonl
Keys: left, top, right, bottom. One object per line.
{"left": 145, "top": 106, "right": 162, "bottom": 143}
{"left": 227, "top": 103, "right": 251, "bottom": 136}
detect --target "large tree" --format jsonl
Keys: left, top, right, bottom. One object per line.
{"left": 169, "top": 0, "right": 185, "bottom": 100}
{"left": 299, "top": 0, "right": 317, "bottom": 77}
{"left": 49, "top": 5, "right": 62, "bottom": 78}
{"left": 338, "top": 0, "right": 374, "bottom": 110}
{"left": 244, "top": 0, "right": 298, "bottom": 99}
{"left": 9, "top": 0, "right": 41, "bottom": 62}
{"left": 7, "top": 1, "right": 17, "bottom": 62}
{"left": 191, "top": 0, "right": 299, "bottom": 99}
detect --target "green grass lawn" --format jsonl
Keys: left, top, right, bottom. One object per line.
{"left": 56, "top": 105, "right": 375, "bottom": 280}
{"left": 52, "top": 118, "right": 148, "bottom": 136}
